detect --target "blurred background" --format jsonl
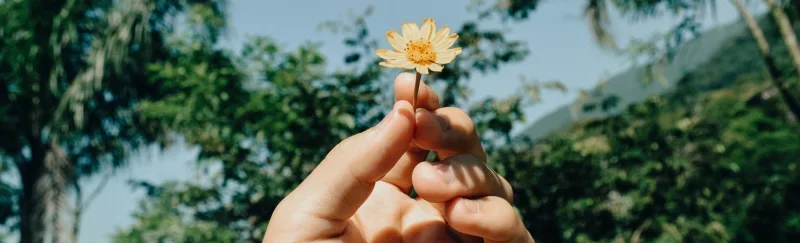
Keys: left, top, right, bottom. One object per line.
{"left": 1, "top": 0, "right": 800, "bottom": 242}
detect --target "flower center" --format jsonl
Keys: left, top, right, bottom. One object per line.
{"left": 404, "top": 39, "right": 436, "bottom": 66}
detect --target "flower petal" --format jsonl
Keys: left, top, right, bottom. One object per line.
{"left": 434, "top": 33, "right": 459, "bottom": 51}
{"left": 402, "top": 21, "right": 420, "bottom": 41}
{"left": 380, "top": 61, "right": 400, "bottom": 68}
{"left": 435, "top": 47, "right": 462, "bottom": 64}
{"left": 395, "top": 59, "right": 416, "bottom": 69}
{"left": 416, "top": 65, "right": 429, "bottom": 74}
{"left": 375, "top": 49, "right": 405, "bottom": 60}
{"left": 420, "top": 18, "right": 436, "bottom": 41}
{"left": 385, "top": 30, "right": 406, "bottom": 50}
{"left": 382, "top": 59, "right": 414, "bottom": 69}
{"left": 428, "top": 63, "right": 443, "bottom": 72}
{"left": 431, "top": 26, "right": 450, "bottom": 44}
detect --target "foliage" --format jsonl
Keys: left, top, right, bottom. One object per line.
{"left": 0, "top": 0, "right": 226, "bottom": 242}
{"left": 113, "top": 6, "right": 538, "bottom": 242}
{"left": 493, "top": 22, "right": 800, "bottom": 242}
{"left": 2, "top": 0, "right": 797, "bottom": 243}
{"left": 113, "top": 2, "right": 800, "bottom": 243}
{"left": 111, "top": 182, "right": 240, "bottom": 243}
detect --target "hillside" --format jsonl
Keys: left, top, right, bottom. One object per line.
{"left": 495, "top": 13, "right": 800, "bottom": 242}
{"left": 518, "top": 19, "right": 750, "bottom": 141}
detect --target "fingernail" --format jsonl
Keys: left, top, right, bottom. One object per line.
{"left": 463, "top": 199, "right": 481, "bottom": 213}
{"left": 377, "top": 101, "right": 407, "bottom": 129}
{"left": 435, "top": 114, "right": 450, "bottom": 132}
{"left": 433, "top": 163, "right": 454, "bottom": 183}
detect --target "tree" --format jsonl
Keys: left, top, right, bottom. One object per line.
{"left": 113, "top": 5, "right": 548, "bottom": 242}
{"left": 458, "top": 1, "right": 800, "bottom": 241}
{"left": 724, "top": 0, "right": 800, "bottom": 120}
{"left": 600, "top": 0, "right": 800, "bottom": 119}
{"left": 109, "top": 1, "right": 800, "bottom": 242}
{"left": 0, "top": 0, "right": 226, "bottom": 242}
{"left": 478, "top": 0, "right": 800, "bottom": 119}
{"left": 495, "top": 23, "right": 800, "bottom": 241}
{"left": 764, "top": 0, "right": 800, "bottom": 76}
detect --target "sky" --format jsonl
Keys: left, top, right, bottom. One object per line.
{"left": 47, "top": 0, "right": 765, "bottom": 242}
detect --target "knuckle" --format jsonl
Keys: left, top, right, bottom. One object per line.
{"left": 460, "top": 110, "right": 477, "bottom": 132}
{"left": 327, "top": 133, "right": 362, "bottom": 158}
{"left": 443, "top": 107, "right": 475, "bottom": 129}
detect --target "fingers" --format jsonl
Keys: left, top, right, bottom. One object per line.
{"left": 381, "top": 72, "right": 440, "bottom": 192}
{"left": 445, "top": 197, "right": 534, "bottom": 243}
{"left": 412, "top": 154, "right": 513, "bottom": 203}
{"left": 382, "top": 72, "right": 486, "bottom": 195}
{"left": 415, "top": 108, "right": 486, "bottom": 162}
{"left": 412, "top": 154, "right": 517, "bottom": 243}
{"left": 264, "top": 101, "right": 415, "bottom": 241}
{"left": 381, "top": 148, "right": 429, "bottom": 193}
{"left": 394, "top": 72, "right": 440, "bottom": 110}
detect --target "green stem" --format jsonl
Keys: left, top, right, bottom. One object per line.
{"left": 413, "top": 72, "right": 422, "bottom": 110}
{"left": 411, "top": 72, "right": 439, "bottom": 162}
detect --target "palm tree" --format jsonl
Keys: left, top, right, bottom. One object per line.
{"left": 581, "top": 0, "right": 800, "bottom": 119}
{"left": 584, "top": 0, "right": 617, "bottom": 51}
{"left": 582, "top": 0, "right": 718, "bottom": 51}
{"left": 730, "top": 0, "right": 800, "bottom": 119}
{"left": 0, "top": 1, "right": 226, "bottom": 242}
{"left": 763, "top": 0, "right": 800, "bottom": 77}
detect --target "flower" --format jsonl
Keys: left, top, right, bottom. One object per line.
{"left": 375, "top": 18, "right": 462, "bottom": 74}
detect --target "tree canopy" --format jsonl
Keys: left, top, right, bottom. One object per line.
{"left": 2, "top": 1, "right": 800, "bottom": 243}
{"left": 114, "top": 2, "right": 800, "bottom": 243}
{"left": 0, "top": 0, "right": 226, "bottom": 242}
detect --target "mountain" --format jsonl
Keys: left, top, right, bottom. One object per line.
{"left": 518, "top": 19, "right": 750, "bottom": 141}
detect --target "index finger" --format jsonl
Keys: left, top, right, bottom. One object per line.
{"left": 264, "top": 101, "right": 415, "bottom": 242}
{"left": 380, "top": 72, "right": 441, "bottom": 192}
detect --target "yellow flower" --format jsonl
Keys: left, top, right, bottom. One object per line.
{"left": 375, "top": 18, "right": 462, "bottom": 74}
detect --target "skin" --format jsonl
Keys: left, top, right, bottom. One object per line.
{"left": 263, "top": 72, "right": 535, "bottom": 243}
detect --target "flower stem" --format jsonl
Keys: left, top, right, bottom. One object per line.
{"left": 413, "top": 72, "right": 422, "bottom": 110}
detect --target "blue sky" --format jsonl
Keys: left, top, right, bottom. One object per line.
{"left": 65, "top": 0, "right": 762, "bottom": 242}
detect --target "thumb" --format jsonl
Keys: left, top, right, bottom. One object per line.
{"left": 265, "top": 100, "right": 415, "bottom": 240}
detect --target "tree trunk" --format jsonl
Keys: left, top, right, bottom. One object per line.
{"left": 21, "top": 1, "right": 62, "bottom": 242}
{"left": 764, "top": 0, "right": 800, "bottom": 75}
{"left": 71, "top": 206, "right": 82, "bottom": 243}
{"left": 731, "top": 0, "right": 800, "bottom": 120}
{"left": 71, "top": 208, "right": 81, "bottom": 243}
{"left": 51, "top": 208, "right": 61, "bottom": 243}
{"left": 19, "top": 156, "right": 46, "bottom": 243}
{"left": 71, "top": 181, "right": 82, "bottom": 243}
{"left": 70, "top": 174, "right": 109, "bottom": 243}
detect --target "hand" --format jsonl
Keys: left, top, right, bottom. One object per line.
{"left": 263, "top": 73, "right": 534, "bottom": 243}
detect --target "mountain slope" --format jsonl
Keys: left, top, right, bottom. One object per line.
{"left": 519, "top": 19, "right": 750, "bottom": 141}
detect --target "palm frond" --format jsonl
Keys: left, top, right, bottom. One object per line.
{"left": 51, "top": 0, "right": 159, "bottom": 137}
{"left": 585, "top": 0, "right": 618, "bottom": 51}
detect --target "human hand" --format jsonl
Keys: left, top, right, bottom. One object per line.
{"left": 263, "top": 73, "right": 534, "bottom": 243}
